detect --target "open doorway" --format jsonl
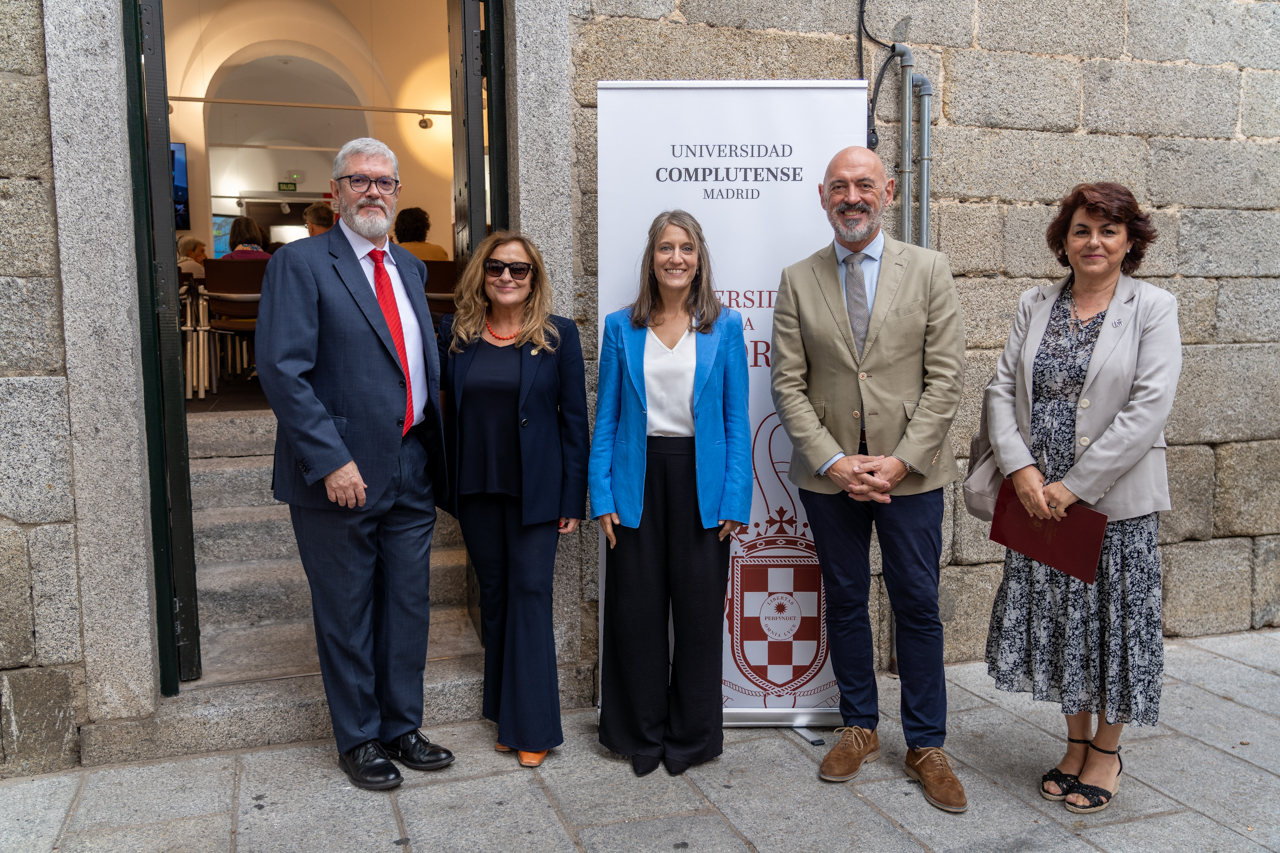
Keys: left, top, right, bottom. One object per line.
{"left": 130, "top": 0, "right": 505, "bottom": 696}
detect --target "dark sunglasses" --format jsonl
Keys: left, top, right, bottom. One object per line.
{"left": 483, "top": 258, "right": 533, "bottom": 281}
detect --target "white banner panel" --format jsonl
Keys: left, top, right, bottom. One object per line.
{"left": 596, "top": 81, "right": 868, "bottom": 725}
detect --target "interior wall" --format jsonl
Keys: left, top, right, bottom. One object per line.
{"left": 163, "top": 0, "right": 454, "bottom": 257}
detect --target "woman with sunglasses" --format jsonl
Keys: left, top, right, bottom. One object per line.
{"left": 589, "top": 210, "right": 751, "bottom": 777}
{"left": 437, "top": 232, "right": 589, "bottom": 768}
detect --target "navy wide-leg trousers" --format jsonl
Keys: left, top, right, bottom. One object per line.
{"left": 289, "top": 430, "right": 436, "bottom": 754}
{"left": 799, "top": 486, "right": 947, "bottom": 749}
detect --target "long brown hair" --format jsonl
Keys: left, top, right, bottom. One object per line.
{"left": 449, "top": 231, "right": 560, "bottom": 353}
{"left": 629, "top": 210, "right": 722, "bottom": 333}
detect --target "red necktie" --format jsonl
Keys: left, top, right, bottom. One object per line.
{"left": 367, "top": 248, "right": 414, "bottom": 436}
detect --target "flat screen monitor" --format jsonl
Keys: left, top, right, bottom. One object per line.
{"left": 170, "top": 142, "right": 190, "bottom": 231}
{"left": 212, "top": 214, "right": 235, "bottom": 258}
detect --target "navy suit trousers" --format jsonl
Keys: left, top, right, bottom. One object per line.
{"left": 799, "top": 487, "right": 947, "bottom": 749}
{"left": 289, "top": 430, "right": 436, "bottom": 754}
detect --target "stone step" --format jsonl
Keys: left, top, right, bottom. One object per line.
{"left": 187, "top": 409, "right": 278, "bottom": 458}
{"left": 79, "top": 657, "right": 597, "bottom": 766}
{"left": 197, "top": 548, "right": 469, "bottom": 630}
{"left": 194, "top": 505, "right": 297, "bottom": 563}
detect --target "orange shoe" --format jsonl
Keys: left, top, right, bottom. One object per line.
{"left": 518, "top": 750, "right": 548, "bottom": 767}
{"left": 495, "top": 742, "right": 513, "bottom": 752}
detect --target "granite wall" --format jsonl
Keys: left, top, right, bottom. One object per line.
{"left": 541, "top": 0, "right": 1280, "bottom": 670}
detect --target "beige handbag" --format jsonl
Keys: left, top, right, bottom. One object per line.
{"left": 961, "top": 380, "right": 1006, "bottom": 522}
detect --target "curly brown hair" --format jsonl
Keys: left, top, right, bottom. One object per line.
{"left": 1045, "top": 183, "right": 1157, "bottom": 276}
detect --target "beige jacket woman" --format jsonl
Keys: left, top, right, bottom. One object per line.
{"left": 987, "top": 273, "right": 1181, "bottom": 520}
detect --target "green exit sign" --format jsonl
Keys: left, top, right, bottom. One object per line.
{"left": 278, "top": 182, "right": 297, "bottom": 192}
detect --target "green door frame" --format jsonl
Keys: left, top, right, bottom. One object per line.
{"left": 123, "top": 0, "right": 201, "bottom": 694}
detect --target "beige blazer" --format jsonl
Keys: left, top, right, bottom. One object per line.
{"left": 987, "top": 273, "right": 1181, "bottom": 520}
{"left": 770, "top": 237, "right": 966, "bottom": 496}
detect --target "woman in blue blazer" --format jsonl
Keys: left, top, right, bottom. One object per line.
{"left": 438, "top": 232, "right": 588, "bottom": 768}
{"left": 589, "top": 210, "right": 751, "bottom": 777}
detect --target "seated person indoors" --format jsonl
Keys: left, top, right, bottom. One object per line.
{"left": 304, "top": 201, "right": 335, "bottom": 237}
{"left": 394, "top": 207, "right": 449, "bottom": 261}
{"left": 177, "top": 236, "right": 206, "bottom": 279}
{"left": 224, "top": 217, "right": 272, "bottom": 259}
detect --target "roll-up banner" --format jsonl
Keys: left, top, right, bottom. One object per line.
{"left": 596, "top": 80, "right": 868, "bottom": 726}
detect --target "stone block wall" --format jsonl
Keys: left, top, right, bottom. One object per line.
{"left": 562, "top": 0, "right": 1280, "bottom": 667}
{"left": 0, "top": 0, "right": 87, "bottom": 776}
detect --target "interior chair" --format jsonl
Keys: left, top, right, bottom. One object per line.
{"left": 201, "top": 257, "right": 269, "bottom": 390}
{"left": 423, "top": 259, "right": 458, "bottom": 327}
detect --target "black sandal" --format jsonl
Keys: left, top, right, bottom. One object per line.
{"left": 1040, "top": 737, "right": 1090, "bottom": 801}
{"left": 1064, "top": 742, "right": 1123, "bottom": 814}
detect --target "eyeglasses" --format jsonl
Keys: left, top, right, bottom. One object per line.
{"left": 337, "top": 174, "right": 400, "bottom": 195}
{"left": 483, "top": 259, "right": 533, "bottom": 281}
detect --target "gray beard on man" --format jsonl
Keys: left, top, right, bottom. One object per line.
{"left": 828, "top": 196, "right": 884, "bottom": 245}
{"left": 340, "top": 196, "right": 396, "bottom": 241}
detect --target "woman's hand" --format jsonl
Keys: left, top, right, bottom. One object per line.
{"left": 558, "top": 518, "right": 580, "bottom": 534}
{"left": 717, "top": 520, "right": 743, "bottom": 542}
{"left": 1041, "top": 482, "right": 1079, "bottom": 521}
{"left": 1011, "top": 465, "right": 1051, "bottom": 520}
{"left": 598, "top": 512, "right": 620, "bottom": 549}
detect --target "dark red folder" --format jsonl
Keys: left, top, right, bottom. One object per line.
{"left": 989, "top": 478, "right": 1108, "bottom": 584}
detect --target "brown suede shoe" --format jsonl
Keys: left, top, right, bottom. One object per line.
{"left": 818, "top": 726, "right": 881, "bottom": 782}
{"left": 904, "top": 747, "right": 968, "bottom": 813}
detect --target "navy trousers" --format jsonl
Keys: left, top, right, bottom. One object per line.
{"left": 799, "top": 486, "right": 947, "bottom": 748}
{"left": 456, "top": 494, "right": 563, "bottom": 752}
{"left": 289, "top": 430, "right": 436, "bottom": 754}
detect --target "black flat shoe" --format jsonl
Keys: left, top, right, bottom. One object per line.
{"left": 663, "top": 756, "right": 691, "bottom": 776}
{"left": 339, "top": 740, "right": 403, "bottom": 790}
{"left": 382, "top": 730, "right": 455, "bottom": 771}
{"left": 1040, "top": 736, "right": 1090, "bottom": 801}
{"left": 631, "top": 754, "right": 661, "bottom": 777}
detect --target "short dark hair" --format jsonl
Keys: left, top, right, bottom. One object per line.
{"left": 1046, "top": 183, "right": 1157, "bottom": 276}
{"left": 303, "top": 202, "right": 334, "bottom": 228}
{"left": 229, "top": 216, "right": 263, "bottom": 249}
{"left": 395, "top": 207, "right": 430, "bottom": 243}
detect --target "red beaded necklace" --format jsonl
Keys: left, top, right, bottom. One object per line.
{"left": 485, "top": 317, "right": 518, "bottom": 341}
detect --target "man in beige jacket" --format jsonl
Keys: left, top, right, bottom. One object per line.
{"left": 770, "top": 147, "right": 967, "bottom": 812}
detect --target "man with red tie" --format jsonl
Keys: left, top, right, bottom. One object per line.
{"left": 257, "top": 138, "right": 453, "bottom": 789}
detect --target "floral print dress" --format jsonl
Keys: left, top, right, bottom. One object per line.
{"left": 985, "top": 284, "right": 1163, "bottom": 726}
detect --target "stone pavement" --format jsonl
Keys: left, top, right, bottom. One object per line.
{"left": 3, "top": 630, "right": 1278, "bottom": 853}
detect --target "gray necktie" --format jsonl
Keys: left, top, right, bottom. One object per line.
{"left": 844, "top": 252, "right": 870, "bottom": 357}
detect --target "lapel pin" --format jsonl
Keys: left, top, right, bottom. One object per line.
{"left": 1111, "top": 318, "right": 1122, "bottom": 328}
{"left": 531, "top": 348, "right": 539, "bottom": 356}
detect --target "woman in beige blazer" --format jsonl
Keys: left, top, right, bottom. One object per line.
{"left": 984, "top": 183, "right": 1181, "bottom": 815}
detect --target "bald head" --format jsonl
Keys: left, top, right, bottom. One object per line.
{"left": 819, "top": 146, "right": 895, "bottom": 251}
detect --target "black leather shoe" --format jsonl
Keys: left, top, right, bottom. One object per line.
{"left": 382, "top": 730, "right": 455, "bottom": 771}
{"left": 663, "top": 756, "right": 692, "bottom": 776}
{"left": 631, "top": 754, "right": 661, "bottom": 777}
{"left": 338, "top": 740, "right": 403, "bottom": 790}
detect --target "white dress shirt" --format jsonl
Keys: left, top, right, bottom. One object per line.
{"left": 339, "top": 218, "right": 427, "bottom": 426}
{"left": 644, "top": 327, "right": 696, "bottom": 437}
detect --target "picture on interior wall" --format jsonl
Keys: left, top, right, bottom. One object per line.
{"left": 212, "top": 214, "right": 235, "bottom": 258}
{"left": 171, "top": 142, "right": 190, "bottom": 231}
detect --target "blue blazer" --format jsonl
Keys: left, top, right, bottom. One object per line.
{"left": 257, "top": 226, "right": 447, "bottom": 510}
{"left": 589, "top": 308, "right": 752, "bottom": 529}
{"left": 437, "top": 314, "right": 589, "bottom": 525}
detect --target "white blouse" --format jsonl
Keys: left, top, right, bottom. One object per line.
{"left": 644, "top": 327, "right": 696, "bottom": 437}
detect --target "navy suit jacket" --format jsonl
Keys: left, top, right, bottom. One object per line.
{"left": 256, "top": 225, "right": 448, "bottom": 510}
{"left": 437, "top": 314, "right": 589, "bottom": 525}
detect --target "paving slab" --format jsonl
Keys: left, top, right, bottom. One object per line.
{"left": 685, "top": 737, "right": 922, "bottom": 853}
{"left": 858, "top": 765, "right": 1095, "bottom": 852}
{"left": 235, "top": 746, "right": 403, "bottom": 853}
{"left": 1123, "top": 735, "right": 1280, "bottom": 849}
{"left": 942, "top": 706, "right": 1182, "bottom": 826}
{"left": 1186, "top": 633, "right": 1280, "bottom": 675}
{"left": 58, "top": 813, "right": 231, "bottom": 853}
{"left": 878, "top": 672, "right": 992, "bottom": 722}
{"left": 1158, "top": 682, "right": 1280, "bottom": 775}
{"left": 0, "top": 775, "right": 78, "bottom": 853}
{"left": 69, "top": 756, "right": 234, "bottom": 833}
{"left": 1080, "top": 809, "right": 1267, "bottom": 853}
{"left": 397, "top": 772, "right": 576, "bottom": 852}
{"left": 398, "top": 717, "right": 515, "bottom": 784}
{"left": 578, "top": 815, "right": 748, "bottom": 853}
{"left": 1163, "top": 644, "right": 1280, "bottom": 717}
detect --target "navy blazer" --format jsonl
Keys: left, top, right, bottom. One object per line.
{"left": 437, "top": 314, "right": 589, "bottom": 525}
{"left": 257, "top": 226, "right": 447, "bottom": 510}
{"left": 588, "top": 308, "right": 752, "bottom": 530}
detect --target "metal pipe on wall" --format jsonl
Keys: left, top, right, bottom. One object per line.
{"left": 913, "top": 73, "right": 933, "bottom": 249}
{"left": 897, "top": 45, "right": 915, "bottom": 245}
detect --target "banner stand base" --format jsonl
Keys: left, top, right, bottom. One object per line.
{"left": 721, "top": 707, "right": 842, "bottom": 728}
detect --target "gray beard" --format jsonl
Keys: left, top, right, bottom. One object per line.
{"left": 340, "top": 198, "right": 395, "bottom": 241}
{"left": 828, "top": 204, "right": 883, "bottom": 245}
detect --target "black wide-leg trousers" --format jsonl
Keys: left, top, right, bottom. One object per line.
{"left": 599, "top": 437, "right": 730, "bottom": 765}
